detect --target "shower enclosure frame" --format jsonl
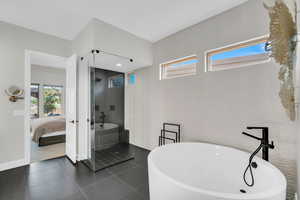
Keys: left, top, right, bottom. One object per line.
{"left": 81, "top": 49, "right": 134, "bottom": 172}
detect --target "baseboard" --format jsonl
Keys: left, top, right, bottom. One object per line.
{"left": 0, "top": 159, "right": 26, "bottom": 172}
{"left": 77, "top": 154, "right": 87, "bottom": 161}
{"left": 130, "top": 142, "right": 152, "bottom": 151}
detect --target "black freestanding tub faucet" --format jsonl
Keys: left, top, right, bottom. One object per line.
{"left": 242, "top": 127, "right": 275, "bottom": 161}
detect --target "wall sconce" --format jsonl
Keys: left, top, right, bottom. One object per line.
{"left": 5, "top": 86, "right": 24, "bottom": 102}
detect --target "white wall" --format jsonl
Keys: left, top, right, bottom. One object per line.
{"left": 91, "top": 19, "right": 153, "bottom": 67}
{"left": 31, "top": 65, "right": 66, "bottom": 117}
{"left": 0, "top": 21, "right": 71, "bottom": 165}
{"left": 31, "top": 65, "right": 66, "bottom": 86}
{"left": 71, "top": 21, "right": 94, "bottom": 57}
{"left": 126, "top": 0, "right": 297, "bottom": 198}
{"left": 71, "top": 18, "right": 153, "bottom": 66}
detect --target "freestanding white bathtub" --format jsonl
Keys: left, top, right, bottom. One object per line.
{"left": 148, "top": 143, "right": 286, "bottom": 200}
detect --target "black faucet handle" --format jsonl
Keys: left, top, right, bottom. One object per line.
{"left": 242, "top": 132, "right": 262, "bottom": 141}
{"left": 269, "top": 141, "right": 275, "bottom": 149}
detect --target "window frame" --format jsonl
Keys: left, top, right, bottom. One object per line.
{"left": 205, "top": 36, "right": 270, "bottom": 72}
{"left": 108, "top": 74, "right": 124, "bottom": 88}
{"left": 160, "top": 55, "right": 198, "bottom": 80}
{"left": 42, "top": 84, "right": 64, "bottom": 117}
{"left": 30, "top": 83, "right": 40, "bottom": 119}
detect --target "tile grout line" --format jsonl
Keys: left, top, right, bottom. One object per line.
{"left": 108, "top": 163, "right": 149, "bottom": 199}
{"left": 111, "top": 172, "right": 143, "bottom": 195}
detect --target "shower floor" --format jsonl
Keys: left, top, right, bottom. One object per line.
{"left": 90, "top": 143, "right": 135, "bottom": 171}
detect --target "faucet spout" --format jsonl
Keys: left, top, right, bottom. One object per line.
{"left": 242, "top": 127, "right": 274, "bottom": 161}
{"left": 242, "top": 126, "right": 275, "bottom": 187}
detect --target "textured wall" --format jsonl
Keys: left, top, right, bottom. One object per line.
{"left": 125, "top": 1, "right": 298, "bottom": 198}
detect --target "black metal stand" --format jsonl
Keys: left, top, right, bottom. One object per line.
{"left": 159, "top": 123, "right": 181, "bottom": 146}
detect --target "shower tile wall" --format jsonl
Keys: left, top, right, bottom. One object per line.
{"left": 95, "top": 128, "right": 119, "bottom": 150}
{"left": 94, "top": 69, "right": 125, "bottom": 151}
{"left": 94, "top": 70, "right": 124, "bottom": 125}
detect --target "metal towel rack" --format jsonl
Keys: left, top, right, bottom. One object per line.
{"left": 159, "top": 123, "right": 181, "bottom": 146}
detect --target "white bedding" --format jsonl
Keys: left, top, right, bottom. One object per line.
{"left": 41, "top": 131, "right": 66, "bottom": 138}
{"left": 31, "top": 116, "right": 65, "bottom": 139}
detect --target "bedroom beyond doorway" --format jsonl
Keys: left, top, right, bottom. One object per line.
{"left": 24, "top": 50, "right": 77, "bottom": 165}
{"left": 30, "top": 64, "right": 66, "bottom": 163}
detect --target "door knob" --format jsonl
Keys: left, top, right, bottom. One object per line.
{"left": 69, "top": 120, "right": 75, "bottom": 124}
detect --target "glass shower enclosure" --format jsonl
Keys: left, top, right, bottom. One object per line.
{"left": 84, "top": 50, "right": 134, "bottom": 172}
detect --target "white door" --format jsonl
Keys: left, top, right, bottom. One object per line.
{"left": 65, "top": 54, "right": 77, "bottom": 163}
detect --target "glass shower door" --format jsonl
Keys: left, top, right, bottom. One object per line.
{"left": 84, "top": 51, "right": 135, "bottom": 172}
{"left": 84, "top": 65, "right": 97, "bottom": 171}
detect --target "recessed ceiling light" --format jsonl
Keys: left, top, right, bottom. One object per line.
{"left": 116, "top": 63, "right": 122, "bottom": 67}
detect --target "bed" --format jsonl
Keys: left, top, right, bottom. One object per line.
{"left": 31, "top": 116, "right": 66, "bottom": 146}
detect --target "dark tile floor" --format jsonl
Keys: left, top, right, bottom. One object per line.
{"left": 0, "top": 145, "right": 150, "bottom": 200}
{"left": 92, "top": 143, "right": 135, "bottom": 171}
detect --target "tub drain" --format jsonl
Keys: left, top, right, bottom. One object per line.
{"left": 240, "top": 189, "right": 246, "bottom": 193}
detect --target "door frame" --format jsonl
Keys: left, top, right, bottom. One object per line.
{"left": 65, "top": 54, "right": 78, "bottom": 163}
{"left": 77, "top": 56, "right": 90, "bottom": 161}
{"left": 24, "top": 50, "right": 71, "bottom": 164}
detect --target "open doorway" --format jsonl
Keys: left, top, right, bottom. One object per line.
{"left": 30, "top": 65, "right": 66, "bottom": 163}
{"left": 24, "top": 50, "right": 77, "bottom": 164}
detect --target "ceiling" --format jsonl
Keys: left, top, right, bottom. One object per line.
{"left": 91, "top": 52, "right": 144, "bottom": 73}
{"left": 0, "top": 0, "right": 248, "bottom": 42}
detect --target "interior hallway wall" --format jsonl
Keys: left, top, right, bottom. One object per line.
{"left": 0, "top": 21, "right": 71, "bottom": 165}
{"left": 126, "top": 0, "right": 297, "bottom": 198}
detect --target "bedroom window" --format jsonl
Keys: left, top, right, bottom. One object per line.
{"left": 42, "top": 85, "right": 64, "bottom": 117}
{"left": 160, "top": 55, "right": 198, "bottom": 80}
{"left": 30, "top": 84, "right": 39, "bottom": 119}
{"left": 206, "top": 36, "right": 270, "bottom": 72}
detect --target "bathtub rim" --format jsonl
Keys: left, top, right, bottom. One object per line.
{"left": 148, "top": 142, "right": 287, "bottom": 200}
